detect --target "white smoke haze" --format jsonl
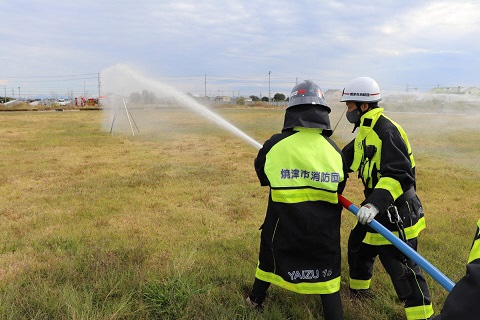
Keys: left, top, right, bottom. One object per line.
{"left": 330, "top": 91, "right": 480, "bottom": 171}
{"left": 101, "top": 64, "right": 480, "bottom": 170}
{"left": 382, "top": 90, "right": 480, "bottom": 114}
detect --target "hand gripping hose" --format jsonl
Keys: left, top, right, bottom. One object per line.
{"left": 338, "top": 194, "right": 455, "bottom": 292}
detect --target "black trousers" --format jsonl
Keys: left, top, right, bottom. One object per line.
{"left": 348, "top": 223, "right": 432, "bottom": 309}
{"left": 249, "top": 278, "right": 344, "bottom": 320}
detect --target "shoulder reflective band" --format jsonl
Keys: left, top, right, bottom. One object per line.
{"left": 467, "top": 220, "right": 480, "bottom": 264}
{"left": 338, "top": 194, "right": 455, "bottom": 292}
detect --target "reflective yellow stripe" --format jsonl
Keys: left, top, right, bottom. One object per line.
{"left": 468, "top": 219, "right": 480, "bottom": 263}
{"left": 271, "top": 188, "right": 338, "bottom": 204}
{"left": 264, "top": 128, "right": 344, "bottom": 203}
{"left": 384, "top": 114, "right": 416, "bottom": 169}
{"left": 255, "top": 267, "right": 340, "bottom": 294}
{"left": 375, "top": 177, "right": 403, "bottom": 201}
{"left": 349, "top": 278, "right": 371, "bottom": 290}
{"left": 362, "top": 217, "right": 426, "bottom": 245}
{"left": 405, "top": 304, "right": 434, "bottom": 320}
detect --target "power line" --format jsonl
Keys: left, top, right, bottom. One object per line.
{"left": 2, "top": 73, "right": 98, "bottom": 79}
{"left": 1, "top": 72, "right": 100, "bottom": 99}
{"left": 4, "top": 77, "right": 98, "bottom": 83}
{"left": 2, "top": 72, "right": 462, "bottom": 99}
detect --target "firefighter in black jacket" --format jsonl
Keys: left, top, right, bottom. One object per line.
{"left": 340, "top": 77, "right": 433, "bottom": 319}
{"left": 247, "top": 80, "right": 348, "bottom": 320}
{"left": 433, "top": 218, "right": 480, "bottom": 319}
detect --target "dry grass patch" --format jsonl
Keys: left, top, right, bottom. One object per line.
{"left": 0, "top": 108, "right": 479, "bottom": 319}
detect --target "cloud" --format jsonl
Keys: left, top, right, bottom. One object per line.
{"left": 373, "top": 1, "right": 480, "bottom": 55}
{"left": 2, "top": 0, "right": 480, "bottom": 97}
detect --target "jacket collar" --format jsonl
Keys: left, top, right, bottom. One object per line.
{"left": 357, "top": 108, "right": 384, "bottom": 140}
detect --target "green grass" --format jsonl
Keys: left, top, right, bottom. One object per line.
{"left": 0, "top": 106, "right": 479, "bottom": 319}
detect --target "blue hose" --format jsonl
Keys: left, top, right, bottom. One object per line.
{"left": 339, "top": 194, "right": 455, "bottom": 292}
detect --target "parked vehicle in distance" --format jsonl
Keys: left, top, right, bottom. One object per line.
{"left": 58, "top": 99, "right": 66, "bottom": 106}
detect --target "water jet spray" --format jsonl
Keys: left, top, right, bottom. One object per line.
{"left": 101, "top": 64, "right": 262, "bottom": 149}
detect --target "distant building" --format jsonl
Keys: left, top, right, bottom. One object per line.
{"left": 214, "top": 96, "right": 231, "bottom": 102}
{"left": 324, "top": 89, "right": 342, "bottom": 102}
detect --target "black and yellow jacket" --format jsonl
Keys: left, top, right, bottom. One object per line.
{"left": 254, "top": 104, "right": 348, "bottom": 294}
{"left": 342, "top": 107, "right": 426, "bottom": 244}
{"left": 434, "top": 219, "right": 480, "bottom": 319}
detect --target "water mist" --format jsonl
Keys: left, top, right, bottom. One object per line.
{"left": 101, "top": 64, "right": 262, "bottom": 150}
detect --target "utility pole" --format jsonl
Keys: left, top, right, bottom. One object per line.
{"left": 18, "top": 87, "right": 20, "bottom": 101}
{"left": 268, "top": 71, "right": 271, "bottom": 104}
{"left": 204, "top": 74, "right": 207, "bottom": 97}
{"left": 97, "top": 73, "right": 101, "bottom": 105}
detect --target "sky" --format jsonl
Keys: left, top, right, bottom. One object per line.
{"left": 2, "top": 0, "right": 480, "bottom": 99}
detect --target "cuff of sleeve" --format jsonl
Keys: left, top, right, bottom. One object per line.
{"left": 365, "top": 188, "right": 393, "bottom": 214}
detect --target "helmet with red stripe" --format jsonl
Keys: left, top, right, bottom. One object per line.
{"left": 288, "top": 80, "right": 330, "bottom": 112}
{"left": 340, "top": 77, "right": 382, "bottom": 103}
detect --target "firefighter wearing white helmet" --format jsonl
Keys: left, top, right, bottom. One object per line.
{"left": 340, "top": 77, "right": 434, "bottom": 319}
{"left": 340, "top": 76, "right": 382, "bottom": 103}
{"left": 341, "top": 77, "right": 382, "bottom": 132}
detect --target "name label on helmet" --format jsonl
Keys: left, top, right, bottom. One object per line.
{"left": 343, "top": 92, "right": 379, "bottom": 97}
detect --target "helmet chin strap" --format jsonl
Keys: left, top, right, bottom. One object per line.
{"left": 351, "top": 102, "right": 366, "bottom": 133}
{"left": 350, "top": 102, "right": 378, "bottom": 132}
{"left": 351, "top": 121, "right": 360, "bottom": 133}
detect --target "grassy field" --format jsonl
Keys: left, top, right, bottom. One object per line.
{"left": 0, "top": 105, "right": 479, "bottom": 319}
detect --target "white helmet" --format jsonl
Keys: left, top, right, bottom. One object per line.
{"left": 340, "top": 77, "right": 382, "bottom": 103}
